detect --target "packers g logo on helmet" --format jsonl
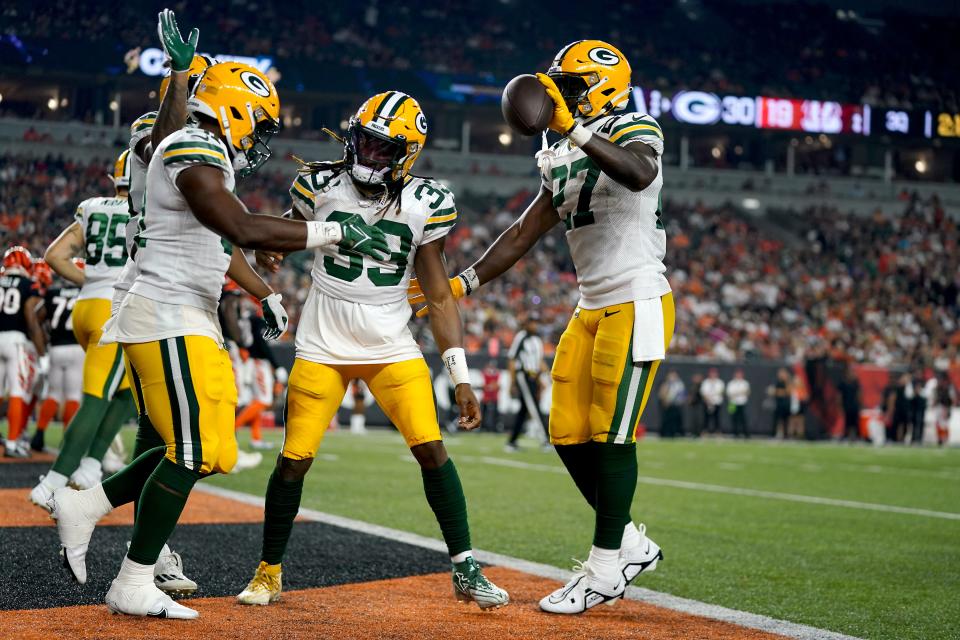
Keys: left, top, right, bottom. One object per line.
{"left": 187, "top": 62, "right": 281, "bottom": 178}
{"left": 547, "top": 40, "right": 632, "bottom": 119}
{"left": 346, "top": 91, "right": 427, "bottom": 187}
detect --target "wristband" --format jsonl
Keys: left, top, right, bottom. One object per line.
{"left": 305, "top": 221, "right": 342, "bottom": 249}
{"left": 442, "top": 347, "right": 471, "bottom": 386}
{"left": 567, "top": 123, "right": 593, "bottom": 147}
{"left": 457, "top": 268, "right": 480, "bottom": 296}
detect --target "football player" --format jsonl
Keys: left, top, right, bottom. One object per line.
{"left": 234, "top": 301, "right": 287, "bottom": 450}
{"left": 30, "top": 150, "right": 140, "bottom": 502}
{"left": 0, "top": 246, "right": 45, "bottom": 457}
{"left": 237, "top": 91, "right": 509, "bottom": 610}
{"left": 409, "top": 40, "right": 673, "bottom": 614}
{"left": 31, "top": 259, "right": 83, "bottom": 452}
{"left": 47, "top": 60, "right": 385, "bottom": 620}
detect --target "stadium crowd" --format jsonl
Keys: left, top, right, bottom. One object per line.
{"left": 2, "top": 151, "right": 958, "bottom": 371}
{"left": 2, "top": 0, "right": 957, "bottom": 110}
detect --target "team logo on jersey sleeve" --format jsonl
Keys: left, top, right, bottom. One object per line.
{"left": 587, "top": 47, "right": 621, "bottom": 66}
{"left": 240, "top": 71, "right": 272, "bottom": 97}
{"left": 415, "top": 112, "right": 428, "bottom": 134}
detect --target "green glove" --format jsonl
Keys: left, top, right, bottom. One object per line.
{"left": 157, "top": 8, "right": 199, "bottom": 72}
{"left": 338, "top": 214, "right": 390, "bottom": 261}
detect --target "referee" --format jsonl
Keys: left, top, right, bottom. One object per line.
{"left": 505, "top": 313, "right": 548, "bottom": 452}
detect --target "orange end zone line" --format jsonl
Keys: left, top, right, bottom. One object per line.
{"left": 0, "top": 567, "right": 790, "bottom": 640}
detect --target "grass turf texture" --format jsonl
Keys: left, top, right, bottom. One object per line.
{"left": 37, "top": 424, "right": 960, "bottom": 640}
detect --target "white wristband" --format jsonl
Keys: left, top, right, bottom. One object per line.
{"left": 305, "top": 221, "right": 342, "bottom": 249}
{"left": 457, "top": 268, "right": 480, "bottom": 296}
{"left": 567, "top": 123, "right": 593, "bottom": 147}
{"left": 442, "top": 347, "right": 470, "bottom": 386}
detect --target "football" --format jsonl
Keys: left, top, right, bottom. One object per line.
{"left": 501, "top": 74, "right": 553, "bottom": 136}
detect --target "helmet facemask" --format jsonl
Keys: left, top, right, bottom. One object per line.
{"left": 346, "top": 121, "right": 411, "bottom": 187}
{"left": 547, "top": 72, "right": 597, "bottom": 116}
{"left": 221, "top": 104, "right": 280, "bottom": 179}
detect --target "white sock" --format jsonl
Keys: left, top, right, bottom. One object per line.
{"left": 44, "top": 470, "right": 69, "bottom": 490}
{"left": 78, "top": 484, "right": 113, "bottom": 520}
{"left": 587, "top": 546, "right": 621, "bottom": 586}
{"left": 79, "top": 456, "right": 103, "bottom": 472}
{"left": 117, "top": 555, "right": 155, "bottom": 586}
{"left": 621, "top": 522, "right": 641, "bottom": 550}
{"left": 451, "top": 550, "right": 473, "bottom": 564}
{"left": 350, "top": 414, "right": 366, "bottom": 431}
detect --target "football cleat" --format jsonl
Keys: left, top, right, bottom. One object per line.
{"left": 153, "top": 544, "right": 198, "bottom": 596}
{"left": 106, "top": 580, "right": 198, "bottom": 619}
{"left": 621, "top": 523, "right": 663, "bottom": 584}
{"left": 29, "top": 477, "right": 55, "bottom": 513}
{"left": 4, "top": 439, "right": 31, "bottom": 458}
{"left": 539, "top": 560, "right": 625, "bottom": 614}
{"left": 237, "top": 561, "right": 282, "bottom": 605}
{"left": 68, "top": 457, "right": 103, "bottom": 490}
{"left": 49, "top": 487, "right": 100, "bottom": 584}
{"left": 229, "top": 450, "right": 263, "bottom": 474}
{"left": 452, "top": 557, "right": 509, "bottom": 610}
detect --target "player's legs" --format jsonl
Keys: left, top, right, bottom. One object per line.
{"left": 363, "top": 358, "right": 508, "bottom": 609}
{"left": 46, "top": 300, "right": 125, "bottom": 482}
{"left": 238, "top": 358, "right": 346, "bottom": 605}
{"left": 5, "top": 336, "right": 37, "bottom": 448}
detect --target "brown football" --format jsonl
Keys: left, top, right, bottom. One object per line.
{"left": 501, "top": 74, "right": 553, "bottom": 136}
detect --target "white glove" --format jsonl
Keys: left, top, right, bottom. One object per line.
{"left": 275, "top": 367, "right": 288, "bottom": 385}
{"left": 37, "top": 354, "right": 50, "bottom": 377}
{"left": 259, "top": 293, "right": 288, "bottom": 340}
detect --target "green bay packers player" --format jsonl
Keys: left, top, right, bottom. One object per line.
{"left": 409, "top": 40, "right": 673, "bottom": 614}
{"left": 237, "top": 91, "right": 509, "bottom": 610}
{"left": 47, "top": 60, "right": 386, "bottom": 620}
{"left": 30, "top": 150, "right": 139, "bottom": 501}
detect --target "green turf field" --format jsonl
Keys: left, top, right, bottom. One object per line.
{"left": 40, "top": 425, "right": 960, "bottom": 640}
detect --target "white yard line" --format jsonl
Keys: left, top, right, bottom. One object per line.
{"left": 196, "top": 482, "right": 862, "bottom": 640}
{"left": 459, "top": 455, "right": 960, "bottom": 521}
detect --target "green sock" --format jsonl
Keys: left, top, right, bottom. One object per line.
{"left": 261, "top": 466, "right": 304, "bottom": 565}
{"left": 101, "top": 445, "right": 166, "bottom": 509}
{"left": 50, "top": 393, "right": 110, "bottom": 476}
{"left": 131, "top": 414, "right": 164, "bottom": 521}
{"left": 421, "top": 459, "right": 471, "bottom": 557}
{"left": 127, "top": 458, "right": 202, "bottom": 565}
{"left": 86, "top": 389, "right": 137, "bottom": 461}
{"left": 555, "top": 442, "right": 599, "bottom": 509}
{"left": 593, "top": 442, "right": 638, "bottom": 549}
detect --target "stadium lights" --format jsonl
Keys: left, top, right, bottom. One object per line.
{"left": 915, "top": 158, "right": 928, "bottom": 173}
{"left": 46, "top": 97, "right": 57, "bottom": 111}
{"left": 498, "top": 131, "right": 513, "bottom": 146}
{"left": 742, "top": 198, "right": 761, "bottom": 210}
{"left": 710, "top": 145, "right": 722, "bottom": 159}
{"left": 0, "top": 92, "right": 3, "bottom": 104}
{"left": 109, "top": 100, "right": 119, "bottom": 112}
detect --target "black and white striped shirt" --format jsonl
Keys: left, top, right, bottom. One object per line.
{"left": 508, "top": 330, "right": 544, "bottom": 376}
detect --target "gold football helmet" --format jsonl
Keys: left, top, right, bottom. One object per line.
{"left": 547, "top": 40, "right": 632, "bottom": 119}
{"left": 158, "top": 54, "right": 216, "bottom": 102}
{"left": 187, "top": 62, "right": 281, "bottom": 177}
{"left": 112, "top": 149, "right": 131, "bottom": 195}
{"left": 346, "top": 91, "right": 427, "bottom": 186}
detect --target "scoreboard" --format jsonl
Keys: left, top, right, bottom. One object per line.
{"left": 633, "top": 88, "right": 951, "bottom": 139}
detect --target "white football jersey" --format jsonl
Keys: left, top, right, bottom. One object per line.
{"left": 540, "top": 112, "right": 670, "bottom": 308}
{"left": 74, "top": 196, "right": 130, "bottom": 301}
{"left": 111, "top": 110, "right": 155, "bottom": 307}
{"left": 289, "top": 169, "right": 457, "bottom": 364}
{"left": 290, "top": 170, "right": 457, "bottom": 305}
{"left": 129, "top": 127, "right": 235, "bottom": 314}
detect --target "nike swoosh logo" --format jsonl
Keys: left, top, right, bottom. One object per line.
{"left": 604, "top": 310, "right": 621, "bottom": 317}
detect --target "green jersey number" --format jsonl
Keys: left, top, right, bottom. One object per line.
{"left": 322, "top": 211, "right": 413, "bottom": 286}
{"left": 550, "top": 156, "right": 599, "bottom": 231}
{"left": 85, "top": 212, "right": 129, "bottom": 267}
